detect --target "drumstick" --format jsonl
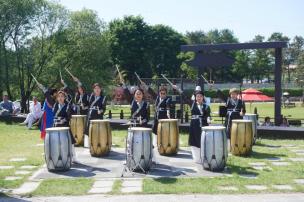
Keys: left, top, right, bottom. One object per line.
{"left": 31, "top": 73, "right": 41, "bottom": 86}
{"left": 201, "top": 74, "right": 219, "bottom": 91}
{"left": 65, "top": 67, "right": 76, "bottom": 79}
{"left": 161, "top": 74, "right": 183, "bottom": 93}
{"left": 59, "top": 69, "right": 63, "bottom": 81}
{"left": 134, "top": 72, "right": 144, "bottom": 84}
{"left": 116, "top": 65, "right": 124, "bottom": 83}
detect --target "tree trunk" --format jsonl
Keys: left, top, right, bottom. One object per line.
{"left": 3, "top": 41, "right": 12, "bottom": 99}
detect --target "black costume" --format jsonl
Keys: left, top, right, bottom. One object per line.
{"left": 85, "top": 93, "right": 107, "bottom": 135}
{"left": 74, "top": 92, "right": 89, "bottom": 115}
{"left": 44, "top": 90, "right": 76, "bottom": 144}
{"left": 123, "top": 86, "right": 149, "bottom": 127}
{"left": 148, "top": 88, "right": 172, "bottom": 134}
{"left": 225, "top": 97, "right": 246, "bottom": 138}
{"left": 183, "top": 93, "right": 211, "bottom": 148}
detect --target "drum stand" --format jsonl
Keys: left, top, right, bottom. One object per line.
{"left": 121, "top": 128, "right": 152, "bottom": 177}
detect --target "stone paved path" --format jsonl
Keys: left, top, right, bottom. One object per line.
{"left": 1, "top": 193, "right": 304, "bottom": 202}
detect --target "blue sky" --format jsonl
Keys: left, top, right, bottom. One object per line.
{"left": 59, "top": 0, "right": 304, "bottom": 42}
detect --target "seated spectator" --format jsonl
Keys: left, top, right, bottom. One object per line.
{"left": 20, "top": 97, "right": 43, "bottom": 129}
{"left": 0, "top": 94, "right": 13, "bottom": 116}
{"left": 262, "top": 116, "right": 274, "bottom": 126}
{"left": 280, "top": 117, "right": 289, "bottom": 127}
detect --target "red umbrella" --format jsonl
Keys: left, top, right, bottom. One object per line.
{"left": 240, "top": 88, "right": 273, "bottom": 102}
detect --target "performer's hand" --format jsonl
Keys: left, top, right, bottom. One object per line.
{"left": 240, "top": 112, "right": 244, "bottom": 116}
{"left": 172, "top": 85, "right": 178, "bottom": 90}
{"left": 61, "top": 79, "right": 65, "bottom": 85}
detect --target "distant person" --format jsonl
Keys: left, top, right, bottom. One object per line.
{"left": 280, "top": 117, "right": 289, "bottom": 127}
{"left": 20, "top": 97, "right": 43, "bottom": 129}
{"left": 0, "top": 94, "right": 13, "bottom": 116}
{"left": 262, "top": 116, "right": 274, "bottom": 126}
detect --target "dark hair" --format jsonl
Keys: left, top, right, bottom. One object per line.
{"left": 265, "top": 116, "right": 270, "bottom": 122}
{"left": 92, "top": 83, "right": 101, "bottom": 89}
{"left": 159, "top": 86, "right": 167, "bottom": 93}
{"left": 194, "top": 90, "right": 204, "bottom": 96}
{"left": 76, "top": 86, "right": 85, "bottom": 93}
{"left": 50, "top": 88, "right": 58, "bottom": 96}
{"left": 135, "top": 88, "right": 144, "bottom": 95}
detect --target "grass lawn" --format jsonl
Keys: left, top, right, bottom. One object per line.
{"left": 30, "top": 178, "right": 93, "bottom": 196}
{"left": 143, "top": 139, "right": 304, "bottom": 194}
{"left": 1, "top": 123, "right": 304, "bottom": 196}
{"left": 0, "top": 123, "right": 44, "bottom": 189}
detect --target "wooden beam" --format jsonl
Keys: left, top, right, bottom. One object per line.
{"left": 181, "top": 42, "right": 288, "bottom": 52}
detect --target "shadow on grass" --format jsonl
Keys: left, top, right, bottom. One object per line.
{"left": 226, "top": 163, "right": 260, "bottom": 177}
{"left": 254, "top": 141, "right": 281, "bottom": 148}
{"left": 151, "top": 177, "right": 178, "bottom": 184}
{"left": 0, "top": 194, "right": 29, "bottom": 202}
{"left": 250, "top": 150, "right": 286, "bottom": 160}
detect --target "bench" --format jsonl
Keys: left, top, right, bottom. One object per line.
{"left": 257, "top": 126, "right": 304, "bottom": 139}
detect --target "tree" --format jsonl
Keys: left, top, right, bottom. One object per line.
{"left": 250, "top": 35, "right": 272, "bottom": 83}
{"left": 150, "top": 24, "right": 186, "bottom": 77}
{"left": 109, "top": 16, "right": 152, "bottom": 82}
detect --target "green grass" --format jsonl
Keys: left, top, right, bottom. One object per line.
{"left": 143, "top": 139, "right": 304, "bottom": 194}
{"left": 31, "top": 178, "right": 93, "bottom": 196}
{"left": 0, "top": 123, "right": 44, "bottom": 189}
{"left": 110, "top": 179, "right": 122, "bottom": 194}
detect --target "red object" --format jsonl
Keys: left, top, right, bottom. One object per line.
{"left": 240, "top": 88, "right": 273, "bottom": 102}
{"left": 40, "top": 111, "right": 46, "bottom": 139}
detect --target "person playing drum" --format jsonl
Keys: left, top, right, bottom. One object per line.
{"left": 174, "top": 85, "right": 211, "bottom": 163}
{"left": 145, "top": 85, "right": 172, "bottom": 135}
{"left": 217, "top": 88, "right": 246, "bottom": 139}
{"left": 38, "top": 84, "right": 78, "bottom": 163}
{"left": 123, "top": 85, "right": 150, "bottom": 127}
{"left": 72, "top": 77, "right": 90, "bottom": 115}
{"left": 85, "top": 83, "right": 107, "bottom": 135}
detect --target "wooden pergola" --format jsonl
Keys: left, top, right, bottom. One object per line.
{"left": 181, "top": 42, "right": 288, "bottom": 126}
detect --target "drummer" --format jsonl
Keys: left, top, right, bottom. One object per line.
{"left": 123, "top": 84, "right": 150, "bottom": 127}
{"left": 72, "top": 77, "right": 89, "bottom": 115}
{"left": 60, "top": 78, "right": 74, "bottom": 105}
{"left": 174, "top": 85, "right": 211, "bottom": 163}
{"left": 220, "top": 88, "right": 246, "bottom": 139}
{"left": 85, "top": 83, "right": 107, "bottom": 135}
{"left": 40, "top": 85, "right": 78, "bottom": 163}
{"left": 146, "top": 85, "right": 172, "bottom": 135}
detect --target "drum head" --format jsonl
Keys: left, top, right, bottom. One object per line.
{"left": 90, "top": 119, "right": 109, "bottom": 123}
{"left": 158, "top": 119, "right": 178, "bottom": 122}
{"left": 129, "top": 127, "right": 152, "bottom": 131}
{"left": 71, "top": 115, "right": 86, "bottom": 118}
{"left": 244, "top": 114, "right": 257, "bottom": 117}
{"left": 201, "top": 126, "right": 226, "bottom": 130}
{"left": 46, "top": 127, "right": 69, "bottom": 131}
{"left": 232, "top": 119, "right": 252, "bottom": 123}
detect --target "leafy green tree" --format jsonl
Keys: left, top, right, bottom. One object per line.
{"left": 109, "top": 15, "right": 152, "bottom": 82}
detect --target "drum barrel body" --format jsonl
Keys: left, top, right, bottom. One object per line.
{"left": 127, "top": 127, "right": 152, "bottom": 172}
{"left": 70, "top": 115, "right": 86, "bottom": 146}
{"left": 89, "top": 120, "right": 112, "bottom": 157}
{"left": 44, "top": 127, "right": 72, "bottom": 171}
{"left": 157, "top": 119, "right": 179, "bottom": 155}
{"left": 200, "top": 126, "right": 227, "bottom": 171}
{"left": 230, "top": 120, "right": 253, "bottom": 156}
{"left": 243, "top": 114, "right": 257, "bottom": 143}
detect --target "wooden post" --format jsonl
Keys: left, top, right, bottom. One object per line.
{"left": 274, "top": 48, "right": 282, "bottom": 126}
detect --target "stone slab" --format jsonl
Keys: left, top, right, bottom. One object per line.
{"left": 272, "top": 185, "right": 293, "bottom": 190}
{"left": 93, "top": 180, "right": 114, "bottom": 188}
{"left": 4, "top": 176, "right": 22, "bottom": 181}
{"left": 245, "top": 185, "right": 267, "bottom": 190}
{"left": 0, "top": 166, "right": 14, "bottom": 170}
{"left": 15, "top": 170, "right": 31, "bottom": 175}
{"left": 9, "top": 158, "right": 26, "bottom": 162}
{"left": 20, "top": 165, "right": 37, "bottom": 170}
{"left": 121, "top": 186, "right": 142, "bottom": 193}
{"left": 239, "top": 174, "right": 258, "bottom": 179}
{"left": 88, "top": 187, "right": 112, "bottom": 194}
{"left": 248, "top": 162, "right": 266, "bottom": 166}
{"left": 294, "top": 179, "right": 304, "bottom": 184}
{"left": 265, "top": 157, "right": 282, "bottom": 161}
{"left": 271, "top": 162, "right": 291, "bottom": 166}
{"left": 289, "top": 158, "right": 304, "bottom": 162}
{"left": 12, "top": 181, "right": 41, "bottom": 195}
{"left": 218, "top": 186, "right": 238, "bottom": 191}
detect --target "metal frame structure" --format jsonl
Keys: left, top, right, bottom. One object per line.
{"left": 181, "top": 42, "right": 288, "bottom": 126}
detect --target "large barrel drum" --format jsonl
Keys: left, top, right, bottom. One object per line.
{"left": 126, "top": 127, "right": 152, "bottom": 172}
{"left": 70, "top": 115, "right": 86, "bottom": 146}
{"left": 157, "top": 119, "right": 179, "bottom": 155}
{"left": 243, "top": 113, "right": 258, "bottom": 144}
{"left": 45, "top": 127, "right": 72, "bottom": 172}
{"left": 200, "top": 126, "right": 228, "bottom": 171}
{"left": 89, "top": 120, "right": 112, "bottom": 157}
{"left": 230, "top": 120, "right": 253, "bottom": 156}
